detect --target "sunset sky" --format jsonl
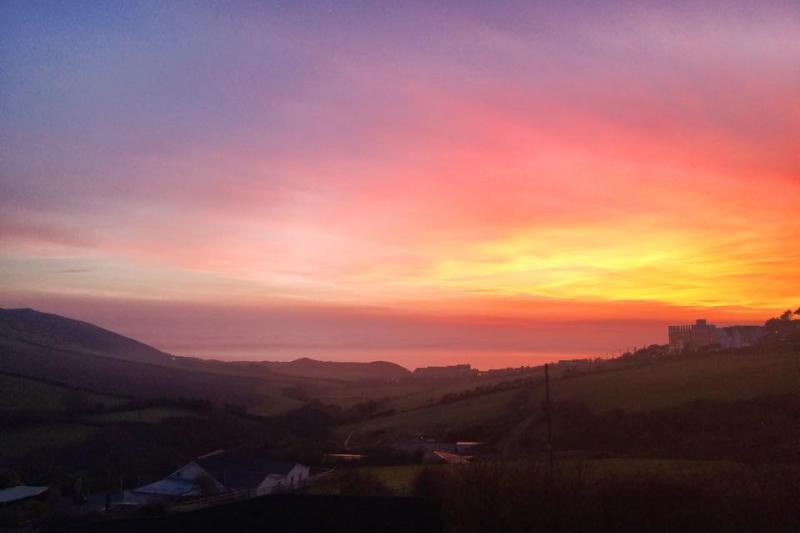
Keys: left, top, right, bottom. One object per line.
{"left": 1, "top": 1, "right": 799, "bottom": 368}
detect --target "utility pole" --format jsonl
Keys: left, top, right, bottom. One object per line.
{"left": 544, "top": 363, "right": 554, "bottom": 481}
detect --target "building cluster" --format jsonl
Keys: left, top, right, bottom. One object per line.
{"left": 667, "top": 319, "right": 762, "bottom": 353}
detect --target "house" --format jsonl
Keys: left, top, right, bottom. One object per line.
{"left": 455, "top": 441, "right": 484, "bottom": 455}
{"left": 432, "top": 451, "right": 470, "bottom": 464}
{"left": 323, "top": 453, "right": 367, "bottom": 464}
{"left": 126, "top": 449, "right": 309, "bottom": 505}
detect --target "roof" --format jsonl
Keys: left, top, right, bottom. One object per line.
{"left": 433, "top": 451, "right": 470, "bottom": 464}
{"left": 195, "top": 449, "right": 299, "bottom": 490}
{"left": 132, "top": 477, "right": 200, "bottom": 497}
{"left": 0, "top": 486, "right": 49, "bottom": 504}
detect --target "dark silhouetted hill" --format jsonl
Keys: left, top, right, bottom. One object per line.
{"left": 263, "top": 357, "right": 410, "bottom": 381}
{"left": 0, "top": 308, "right": 173, "bottom": 365}
{"left": 0, "top": 308, "right": 282, "bottom": 404}
{"left": 0, "top": 308, "right": 409, "bottom": 405}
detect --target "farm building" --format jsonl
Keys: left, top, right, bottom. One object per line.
{"left": 126, "top": 449, "right": 309, "bottom": 505}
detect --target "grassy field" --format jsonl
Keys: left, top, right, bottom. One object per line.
{"left": 315, "top": 383, "right": 430, "bottom": 409}
{"left": 388, "top": 372, "right": 542, "bottom": 413}
{"left": 0, "top": 423, "right": 98, "bottom": 458}
{"left": 247, "top": 395, "right": 306, "bottom": 416}
{"left": 82, "top": 407, "right": 200, "bottom": 424}
{"left": 317, "top": 371, "right": 541, "bottom": 411}
{"left": 549, "top": 350, "right": 800, "bottom": 412}
{"left": 367, "top": 459, "right": 748, "bottom": 495}
{"left": 343, "top": 386, "right": 527, "bottom": 445}
{"left": 308, "top": 458, "right": 759, "bottom": 496}
{"left": 0, "top": 373, "right": 124, "bottom": 412}
{"left": 338, "top": 349, "right": 798, "bottom": 446}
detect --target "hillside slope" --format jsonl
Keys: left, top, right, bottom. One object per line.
{"left": 0, "top": 308, "right": 175, "bottom": 365}
{"left": 0, "top": 335, "right": 276, "bottom": 404}
{"left": 344, "top": 347, "right": 800, "bottom": 447}
{"left": 549, "top": 349, "right": 800, "bottom": 413}
{"left": 0, "top": 308, "right": 294, "bottom": 404}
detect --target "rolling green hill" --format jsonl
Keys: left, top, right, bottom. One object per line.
{"left": 549, "top": 349, "right": 800, "bottom": 413}
{"left": 342, "top": 386, "right": 529, "bottom": 446}
{"left": 0, "top": 372, "right": 124, "bottom": 413}
{"left": 343, "top": 347, "right": 799, "bottom": 447}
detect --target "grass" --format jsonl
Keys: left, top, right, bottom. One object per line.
{"left": 369, "top": 464, "right": 431, "bottom": 493}
{"left": 317, "top": 371, "right": 542, "bottom": 411}
{"left": 337, "top": 349, "right": 799, "bottom": 446}
{"left": 0, "top": 373, "right": 124, "bottom": 413}
{"left": 308, "top": 458, "right": 757, "bottom": 496}
{"left": 315, "top": 383, "right": 430, "bottom": 409}
{"left": 344, "top": 386, "right": 526, "bottom": 445}
{"left": 369, "top": 459, "right": 749, "bottom": 494}
{"left": 83, "top": 407, "right": 199, "bottom": 424}
{"left": 247, "top": 395, "right": 306, "bottom": 416}
{"left": 388, "top": 372, "right": 542, "bottom": 412}
{"left": 0, "top": 423, "right": 98, "bottom": 458}
{"left": 550, "top": 350, "right": 800, "bottom": 412}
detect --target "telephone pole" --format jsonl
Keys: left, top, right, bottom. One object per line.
{"left": 544, "top": 363, "right": 554, "bottom": 481}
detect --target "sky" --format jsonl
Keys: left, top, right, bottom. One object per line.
{"left": 1, "top": 1, "right": 799, "bottom": 369}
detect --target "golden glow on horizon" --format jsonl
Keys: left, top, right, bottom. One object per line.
{"left": 421, "top": 224, "right": 798, "bottom": 310}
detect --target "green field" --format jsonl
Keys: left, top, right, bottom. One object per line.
{"left": 549, "top": 350, "right": 800, "bottom": 412}
{"left": 247, "top": 395, "right": 306, "bottom": 416}
{"left": 315, "top": 382, "right": 430, "bottom": 409}
{"left": 0, "top": 423, "right": 98, "bottom": 458}
{"left": 375, "top": 459, "right": 750, "bottom": 494}
{"left": 344, "top": 386, "right": 527, "bottom": 445}
{"left": 0, "top": 373, "right": 124, "bottom": 412}
{"left": 339, "top": 349, "right": 799, "bottom": 446}
{"left": 83, "top": 407, "right": 200, "bottom": 424}
{"left": 392, "top": 372, "right": 541, "bottom": 411}
{"left": 317, "top": 371, "right": 541, "bottom": 412}
{"left": 309, "top": 458, "right": 759, "bottom": 496}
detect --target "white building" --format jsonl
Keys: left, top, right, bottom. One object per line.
{"left": 126, "top": 449, "right": 309, "bottom": 505}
